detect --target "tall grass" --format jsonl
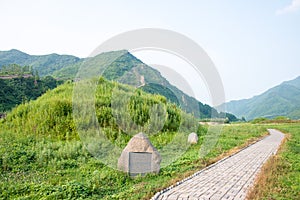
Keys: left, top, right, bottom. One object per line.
{"left": 0, "top": 122, "right": 268, "bottom": 199}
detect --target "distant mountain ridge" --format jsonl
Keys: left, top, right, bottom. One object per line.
{"left": 0, "top": 49, "right": 81, "bottom": 77}
{"left": 0, "top": 49, "right": 238, "bottom": 121}
{"left": 221, "top": 76, "right": 300, "bottom": 120}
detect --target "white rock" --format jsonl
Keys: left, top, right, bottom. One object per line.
{"left": 188, "top": 132, "right": 198, "bottom": 144}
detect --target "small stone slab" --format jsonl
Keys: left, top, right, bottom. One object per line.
{"left": 188, "top": 132, "right": 198, "bottom": 144}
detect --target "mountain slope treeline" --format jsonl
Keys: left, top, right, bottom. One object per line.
{"left": 58, "top": 50, "right": 238, "bottom": 121}
{"left": 221, "top": 76, "right": 300, "bottom": 120}
{"left": 0, "top": 49, "right": 81, "bottom": 77}
{"left": 0, "top": 64, "right": 63, "bottom": 112}
{"left": 0, "top": 49, "right": 238, "bottom": 121}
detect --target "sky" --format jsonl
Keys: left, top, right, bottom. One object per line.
{"left": 1, "top": 0, "right": 300, "bottom": 104}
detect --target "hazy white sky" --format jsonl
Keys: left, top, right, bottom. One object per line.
{"left": 1, "top": 0, "right": 300, "bottom": 103}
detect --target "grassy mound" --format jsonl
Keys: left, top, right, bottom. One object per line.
{"left": 0, "top": 77, "right": 269, "bottom": 199}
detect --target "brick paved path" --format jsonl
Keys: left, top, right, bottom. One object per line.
{"left": 152, "top": 129, "right": 285, "bottom": 200}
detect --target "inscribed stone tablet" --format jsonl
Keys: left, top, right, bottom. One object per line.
{"left": 129, "top": 152, "right": 152, "bottom": 176}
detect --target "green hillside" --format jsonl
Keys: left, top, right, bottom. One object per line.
{"left": 222, "top": 76, "right": 300, "bottom": 120}
{"left": 2, "top": 77, "right": 198, "bottom": 140}
{"left": 0, "top": 49, "right": 238, "bottom": 121}
{"left": 0, "top": 49, "right": 81, "bottom": 76}
{"left": 1, "top": 77, "right": 199, "bottom": 176}
{"left": 0, "top": 64, "right": 63, "bottom": 112}
{"left": 58, "top": 50, "right": 236, "bottom": 120}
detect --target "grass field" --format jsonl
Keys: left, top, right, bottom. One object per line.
{"left": 0, "top": 123, "right": 271, "bottom": 199}
{"left": 247, "top": 123, "right": 300, "bottom": 200}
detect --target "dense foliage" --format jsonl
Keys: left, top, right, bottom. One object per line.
{"left": 0, "top": 64, "right": 32, "bottom": 76}
{"left": 2, "top": 77, "right": 197, "bottom": 141}
{"left": 0, "top": 64, "right": 63, "bottom": 112}
{"left": 141, "top": 83, "right": 180, "bottom": 105}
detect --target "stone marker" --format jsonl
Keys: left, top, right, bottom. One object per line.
{"left": 118, "top": 132, "right": 161, "bottom": 177}
{"left": 188, "top": 132, "right": 198, "bottom": 144}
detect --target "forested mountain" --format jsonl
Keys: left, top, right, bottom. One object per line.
{"left": 0, "top": 49, "right": 81, "bottom": 76}
{"left": 55, "top": 50, "right": 237, "bottom": 121}
{"left": 221, "top": 76, "right": 300, "bottom": 120}
{"left": 0, "top": 49, "right": 238, "bottom": 121}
